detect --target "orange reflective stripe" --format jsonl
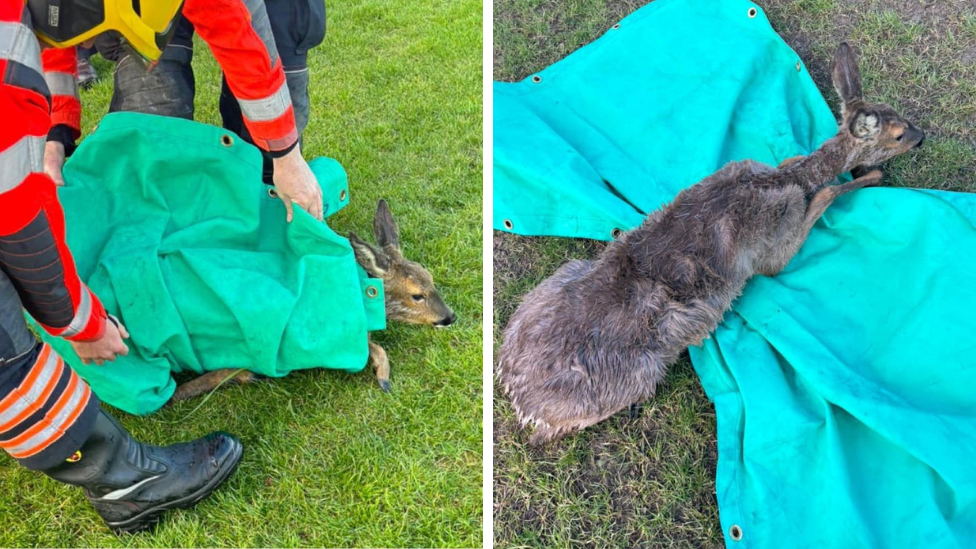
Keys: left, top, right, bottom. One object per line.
{"left": 0, "top": 347, "right": 64, "bottom": 432}
{"left": 1, "top": 372, "right": 90, "bottom": 458}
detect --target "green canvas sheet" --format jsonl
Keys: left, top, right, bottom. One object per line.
{"left": 493, "top": 0, "right": 976, "bottom": 547}
{"left": 493, "top": 0, "right": 842, "bottom": 241}
{"left": 31, "top": 112, "right": 386, "bottom": 416}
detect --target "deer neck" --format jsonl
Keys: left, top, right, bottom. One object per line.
{"left": 782, "top": 133, "right": 858, "bottom": 188}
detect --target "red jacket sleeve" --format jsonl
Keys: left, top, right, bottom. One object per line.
{"left": 183, "top": 0, "right": 299, "bottom": 153}
{"left": 0, "top": 3, "right": 106, "bottom": 342}
{"left": 40, "top": 47, "right": 81, "bottom": 139}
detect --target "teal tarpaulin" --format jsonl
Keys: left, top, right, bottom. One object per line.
{"left": 31, "top": 112, "right": 386, "bottom": 416}
{"left": 493, "top": 0, "right": 976, "bottom": 547}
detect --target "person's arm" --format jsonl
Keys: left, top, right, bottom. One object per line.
{"left": 40, "top": 47, "right": 81, "bottom": 186}
{"left": 1, "top": 5, "right": 127, "bottom": 362}
{"left": 183, "top": 0, "right": 323, "bottom": 220}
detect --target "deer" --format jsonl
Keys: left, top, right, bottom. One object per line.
{"left": 168, "top": 199, "right": 456, "bottom": 403}
{"left": 496, "top": 42, "right": 925, "bottom": 446}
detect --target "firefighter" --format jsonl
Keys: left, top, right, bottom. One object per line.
{"left": 0, "top": 0, "right": 327, "bottom": 533}
{"left": 89, "top": 0, "right": 326, "bottom": 187}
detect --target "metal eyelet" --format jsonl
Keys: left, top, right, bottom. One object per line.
{"left": 268, "top": 187, "right": 278, "bottom": 199}
{"left": 531, "top": 75, "right": 542, "bottom": 84}
{"left": 365, "top": 286, "right": 379, "bottom": 298}
{"left": 730, "top": 525, "right": 743, "bottom": 541}
{"left": 748, "top": 7, "right": 757, "bottom": 17}
{"left": 611, "top": 228, "right": 623, "bottom": 239}
{"left": 220, "top": 134, "right": 234, "bottom": 147}
{"left": 503, "top": 219, "right": 514, "bottom": 230}
{"left": 796, "top": 61, "right": 802, "bottom": 72}
{"left": 339, "top": 189, "right": 347, "bottom": 201}
{"left": 612, "top": 23, "right": 621, "bottom": 30}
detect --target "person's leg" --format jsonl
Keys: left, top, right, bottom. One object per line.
{"left": 220, "top": 0, "right": 325, "bottom": 183}
{"left": 95, "top": 16, "right": 196, "bottom": 119}
{"left": 76, "top": 46, "right": 98, "bottom": 89}
{"left": 0, "top": 271, "right": 242, "bottom": 534}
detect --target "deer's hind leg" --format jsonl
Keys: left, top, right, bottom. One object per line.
{"left": 168, "top": 369, "right": 259, "bottom": 405}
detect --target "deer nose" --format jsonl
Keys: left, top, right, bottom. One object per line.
{"left": 434, "top": 313, "right": 456, "bottom": 328}
{"left": 914, "top": 133, "right": 925, "bottom": 149}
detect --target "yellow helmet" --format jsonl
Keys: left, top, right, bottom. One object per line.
{"left": 27, "top": 0, "right": 184, "bottom": 65}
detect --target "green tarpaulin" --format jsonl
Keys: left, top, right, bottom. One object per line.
{"left": 32, "top": 112, "right": 386, "bottom": 416}
{"left": 493, "top": 0, "right": 976, "bottom": 547}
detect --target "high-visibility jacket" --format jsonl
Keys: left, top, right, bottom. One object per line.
{"left": 0, "top": 0, "right": 300, "bottom": 343}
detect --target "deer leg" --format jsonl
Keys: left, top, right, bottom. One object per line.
{"left": 168, "top": 369, "right": 258, "bottom": 405}
{"left": 778, "top": 155, "right": 806, "bottom": 169}
{"left": 368, "top": 336, "right": 391, "bottom": 392}
{"left": 803, "top": 169, "right": 883, "bottom": 232}
{"left": 759, "top": 169, "right": 884, "bottom": 277}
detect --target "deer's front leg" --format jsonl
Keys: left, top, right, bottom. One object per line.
{"left": 368, "top": 336, "right": 391, "bottom": 392}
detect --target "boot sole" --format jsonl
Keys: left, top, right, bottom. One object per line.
{"left": 106, "top": 438, "right": 244, "bottom": 534}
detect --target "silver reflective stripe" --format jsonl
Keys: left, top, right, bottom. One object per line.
{"left": 100, "top": 475, "right": 163, "bottom": 501}
{"left": 0, "top": 135, "right": 45, "bottom": 194}
{"left": 60, "top": 286, "right": 92, "bottom": 338}
{"left": 242, "top": 0, "right": 279, "bottom": 65}
{"left": 0, "top": 349, "right": 61, "bottom": 431}
{"left": 238, "top": 81, "right": 291, "bottom": 122}
{"left": 0, "top": 20, "right": 43, "bottom": 76}
{"left": 44, "top": 70, "right": 78, "bottom": 98}
{"left": 1, "top": 377, "right": 87, "bottom": 456}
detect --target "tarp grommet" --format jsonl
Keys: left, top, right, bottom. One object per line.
{"left": 747, "top": 7, "right": 757, "bottom": 17}
{"left": 531, "top": 75, "right": 542, "bottom": 83}
{"left": 268, "top": 187, "right": 278, "bottom": 199}
{"left": 612, "top": 23, "right": 621, "bottom": 30}
{"left": 611, "top": 227, "right": 622, "bottom": 239}
{"left": 730, "top": 525, "right": 743, "bottom": 541}
{"left": 796, "top": 61, "right": 802, "bottom": 71}
{"left": 340, "top": 189, "right": 347, "bottom": 201}
{"left": 220, "top": 134, "right": 234, "bottom": 147}
{"left": 503, "top": 219, "right": 514, "bottom": 230}
{"left": 366, "top": 285, "right": 379, "bottom": 298}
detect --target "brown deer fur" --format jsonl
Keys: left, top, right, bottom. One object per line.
{"left": 496, "top": 43, "right": 924, "bottom": 445}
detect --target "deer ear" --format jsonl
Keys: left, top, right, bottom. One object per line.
{"left": 831, "top": 42, "right": 863, "bottom": 108}
{"left": 849, "top": 108, "right": 880, "bottom": 138}
{"left": 373, "top": 199, "right": 400, "bottom": 251}
{"left": 349, "top": 231, "right": 390, "bottom": 276}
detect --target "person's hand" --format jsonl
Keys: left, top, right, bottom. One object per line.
{"left": 44, "top": 141, "right": 66, "bottom": 186}
{"left": 69, "top": 315, "right": 130, "bottom": 366}
{"left": 272, "top": 146, "right": 323, "bottom": 222}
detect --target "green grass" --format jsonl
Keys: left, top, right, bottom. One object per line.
{"left": 0, "top": 0, "right": 482, "bottom": 546}
{"left": 493, "top": 0, "right": 976, "bottom": 547}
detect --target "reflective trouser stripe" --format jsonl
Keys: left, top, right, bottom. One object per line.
{"left": 0, "top": 345, "right": 62, "bottom": 432}
{"left": 59, "top": 286, "right": 92, "bottom": 338}
{"left": 1, "top": 369, "right": 91, "bottom": 459}
{"left": 43, "top": 70, "right": 78, "bottom": 99}
{"left": 0, "top": 20, "right": 42, "bottom": 76}
{"left": 0, "top": 135, "right": 45, "bottom": 194}
{"left": 238, "top": 80, "right": 291, "bottom": 122}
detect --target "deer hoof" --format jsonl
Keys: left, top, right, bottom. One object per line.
{"left": 628, "top": 403, "right": 643, "bottom": 419}
{"left": 378, "top": 379, "right": 391, "bottom": 393}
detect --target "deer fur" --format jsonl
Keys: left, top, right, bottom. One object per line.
{"left": 496, "top": 42, "right": 924, "bottom": 445}
{"left": 168, "top": 199, "right": 456, "bottom": 403}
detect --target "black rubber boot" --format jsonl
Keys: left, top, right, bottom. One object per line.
{"left": 41, "top": 409, "right": 243, "bottom": 534}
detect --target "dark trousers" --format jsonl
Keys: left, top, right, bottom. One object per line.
{"left": 96, "top": 0, "right": 326, "bottom": 183}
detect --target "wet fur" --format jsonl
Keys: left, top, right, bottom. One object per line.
{"left": 496, "top": 43, "right": 923, "bottom": 445}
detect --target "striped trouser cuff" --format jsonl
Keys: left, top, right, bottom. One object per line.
{"left": 0, "top": 342, "right": 100, "bottom": 471}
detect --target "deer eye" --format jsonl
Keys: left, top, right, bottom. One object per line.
{"left": 895, "top": 133, "right": 904, "bottom": 141}
{"left": 411, "top": 294, "right": 425, "bottom": 302}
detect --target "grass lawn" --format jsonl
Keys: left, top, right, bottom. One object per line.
{"left": 0, "top": 0, "right": 482, "bottom": 546}
{"left": 493, "top": 0, "right": 976, "bottom": 547}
